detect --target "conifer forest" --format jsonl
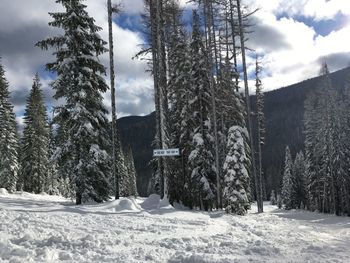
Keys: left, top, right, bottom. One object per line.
{"left": 0, "top": 0, "right": 350, "bottom": 262}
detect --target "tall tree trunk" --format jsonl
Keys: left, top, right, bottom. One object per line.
{"left": 203, "top": 0, "right": 222, "bottom": 209}
{"left": 149, "top": 0, "right": 164, "bottom": 197}
{"left": 236, "top": 0, "right": 263, "bottom": 213}
{"left": 107, "top": 0, "right": 119, "bottom": 199}
{"left": 228, "top": 0, "right": 239, "bottom": 88}
{"left": 156, "top": 0, "right": 168, "bottom": 199}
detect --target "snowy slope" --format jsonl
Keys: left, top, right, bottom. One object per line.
{"left": 0, "top": 189, "right": 349, "bottom": 263}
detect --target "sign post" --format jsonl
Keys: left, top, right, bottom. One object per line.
{"left": 153, "top": 148, "right": 181, "bottom": 201}
{"left": 153, "top": 148, "right": 180, "bottom": 157}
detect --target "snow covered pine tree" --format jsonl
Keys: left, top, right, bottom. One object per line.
{"left": 0, "top": 61, "right": 19, "bottom": 193}
{"left": 37, "top": 0, "right": 111, "bottom": 204}
{"left": 282, "top": 146, "right": 294, "bottom": 210}
{"left": 223, "top": 126, "right": 250, "bottom": 215}
{"left": 188, "top": 10, "right": 216, "bottom": 211}
{"left": 20, "top": 74, "right": 50, "bottom": 194}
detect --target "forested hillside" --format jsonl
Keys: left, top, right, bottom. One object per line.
{"left": 119, "top": 66, "right": 350, "bottom": 197}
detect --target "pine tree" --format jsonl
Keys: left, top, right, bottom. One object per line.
{"left": 293, "top": 151, "right": 307, "bottom": 209}
{"left": 304, "top": 63, "right": 344, "bottom": 214}
{"left": 281, "top": 146, "right": 294, "bottom": 210}
{"left": 188, "top": 10, "right": 216, "bottom": 210}
{"left": 115, "top": 138, "right": 128, "bottom": 197}
{"left": 277, "top": 194, "right": 282, "bottom": 209}
{"left": 0, "top": 62, "right": 19, "bottom": 192}
{"left": 37, "top": 0, "right": 111, "bottom": 204}
{"left": 46, "top": 114, "right": 61, "bottom": 195}
{"left": 341, "top": 79, "right": 350, "bottom": 216}
{"left": 270, "top": 190, "right": 276, "bottom": 205}
{"left": 236, "top": 0, "right": 260, "bottom": 213}
{"left": 166, "top": 4, "right": 191, "bottom": 204}
{"left": 125, "top": 146, "right": 138, "bottom": 197}
{"left": 144, "top": 0, "right": 169, "bottom": 199}
{"left": 304, "top": 90, "right": 322, "bottom": 211}
{"left": 223, "top": 126, "right": 250, "bottom": 215}
{"left": 20, "top": 74, "right": 50, "bottom": 194}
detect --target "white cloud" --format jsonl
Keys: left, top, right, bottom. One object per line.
{"left": 0, "top": 0, "right": 153, "bottom": 120}
{"left": 246, "top": 0, "right": 350, "bottom": 21}
{"left": 1, "top": 0, "right": 350, "bottom": 120}
{"left": 245, "top": 1, "right": 350, "bottom": 92}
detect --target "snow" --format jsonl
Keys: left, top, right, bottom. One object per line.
{"left": 0, "top": 188, "right": 8, "bottom": 195}
{"left": 1, "top": 192, "right": 350, "bottom": 262}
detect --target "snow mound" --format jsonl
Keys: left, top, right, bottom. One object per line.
{"left": 141, "top": 194, "right": 161, "bottom": 210}
{"left": 97, "top": 198, "right": 141, "bottom": 212}
{"left": 169, "top": 253, "right": 231, "bottom": 263}
{"left": 140, "top": 194, "right": 174, "bottom": 210}
{"left": 0, "top": 188, "right": 8, "bottom": 195}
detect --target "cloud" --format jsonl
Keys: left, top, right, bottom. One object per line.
{"left": 116, "top": 0, "right": 144, "bottom": 14}
{"left": 1, "top": 0, "right": 349, "bottom": 122}
{"left": 248, "top": 17, "right": 291, "bottom": 52}
{"left": 317, "top": 52, "right": 350, "bottom": 70}
{"left": 0, "top": 0, "right": 153, "bottom": 121}
{"left": 245, "top": 2, "right": 350, "bottom": 92}
{"left": 246, "top": 0, "right": 350, "bottom": 21}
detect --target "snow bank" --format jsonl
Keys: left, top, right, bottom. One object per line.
{"left": 0, "top": 188, "right": 8, "bottom": 195}
{"left": 94, "top": 198, "right": 142, "bottom": 212}
{"left": 169, "top": 253, "right": 232, "bottom": 263}
{"left": 141, "top": 194, "right": 161, "bottom": 210}
{"left": 140, "top": 194, "right": 174, "bottom": 211}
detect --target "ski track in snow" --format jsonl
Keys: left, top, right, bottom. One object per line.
{"left": 0, "top": 191, "right": 349, "bottom": 263}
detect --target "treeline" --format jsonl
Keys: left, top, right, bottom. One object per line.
{"left": 143, "top": 0, "right": 264, "bottom": 214}
{"left": 0, "top": 0, "right": 137, "bottom": 203}
{"left": 1, "top": 0, "right": 265, "bottom": 214}
{"left": 280, "top": 64, "right": 350, "bottom": 216}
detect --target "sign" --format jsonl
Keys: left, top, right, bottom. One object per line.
{"left": 153, "top": 148, "right": 180, "bottom": 157}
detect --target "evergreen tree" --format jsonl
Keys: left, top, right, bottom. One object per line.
{"left": 304, "top": 90, "right": 322, "bottom": 211}
{"left": 223, "top": 126, "right": 250, "bottom": 215}
{"left": 293, "top": 151, "right": 307, "bottom": 209}
{"left": 341, "top": 80, "right": 350, "bottom": 216}
{"left": 46, "top": 116, "right": 61, "bottom": 195}
{"left": 277, "top": 194, "right": 282, "bottom": 209}
{"left": 124, "top": 146, "right": 138, "bottom": 197}
{"left": 270, "top": 190, "right": 276, "bottom": 205}
{"left": 20, "top": 74, "right": 50, "bottom": 194}
{"left": 304, "top": 63, "right": 345, "bottom": 215}
{"left": 115, "top": 138, "right": 128, "bottom": 197}
{"left": 0, "top": 62, "right": 19, "bottom": 192}
{"left": 281, "top": 146, "right": 294, "bottom": 210}
{"left": 37, "top": 0, "right": 111, "bottom": 204}
{"left": 236, "top": 0, "right": 260, "bottom": 213}
{"left": 188, "top": 10, "right": 216, "bottom": 210}
{"left": 167, "top": 6, "right": 192, "bottom": 204}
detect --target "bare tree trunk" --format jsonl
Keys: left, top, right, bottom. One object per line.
{"left": 203, "top": 0, "right": 222, "bottom": 210}
{"left": 156, "top": 0, "right": 169, "bottom": 199}
{"left": 255, "top": 57, "right": 265, "bottom": 212}
{"left": 228, "top": 0, "right": 239, "bottom": 88}
{"left": 107, "top": 0, "right": 119, "bottom": 199}
{"left": 236, "top": 0, "right": 263, "bottom": 213}
{"left": 149, "top": 0, "right": 164, "bottom": 197}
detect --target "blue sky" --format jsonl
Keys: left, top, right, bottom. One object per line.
{"left": 0, "top": 0, "right": 349, "bottom": 128}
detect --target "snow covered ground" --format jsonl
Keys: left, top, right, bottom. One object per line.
{"left": 0, "top": 189, "right": 349, "bottom": 263}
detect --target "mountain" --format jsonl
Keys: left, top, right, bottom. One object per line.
{"left": 118, "top": 66, "right": 350, "bottom": 197}
{"left": 117, "top": 113, "right": 155, "bottom": 196}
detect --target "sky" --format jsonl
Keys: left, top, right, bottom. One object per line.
{"left": 0, "top": 0, "right": 349, "bottom": 128}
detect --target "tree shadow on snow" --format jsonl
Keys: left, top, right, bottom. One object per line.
{"left": 271, "top": 208, "right": 350, "bottom": 228}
